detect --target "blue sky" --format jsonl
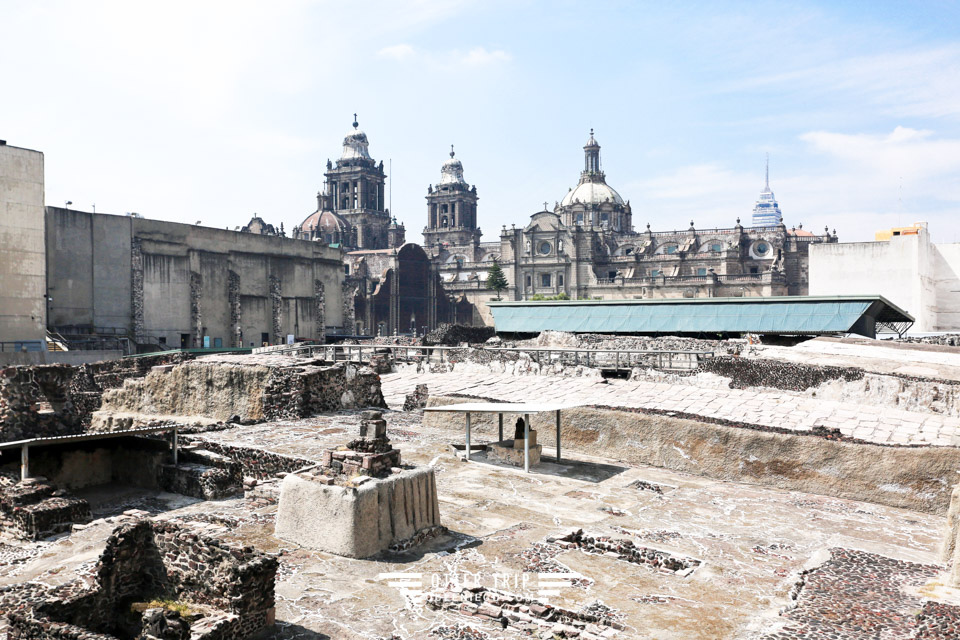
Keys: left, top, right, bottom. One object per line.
{"left": 3, "top": 0, "right": 960, "bottom": 242}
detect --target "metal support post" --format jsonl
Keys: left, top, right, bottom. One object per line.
{"left": 556, "top": 409, "right": 561, "bottom": 462}
{"left": 465, "top": 412, "right": 471, "bottom": 461}
{"left": 524, "top": 413, "right": 530, "bottom": 473}
{"left": 20, "top": 445, "right": 29, "bottom": 482}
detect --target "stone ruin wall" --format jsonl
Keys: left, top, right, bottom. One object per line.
{"left": 0, "top": 353, "right": 192, "bottom": 442}
{"left": 4, "top": 520, "right": 277, "bottom": 640}
{"left": 92, "top": 358, "right": 386, "bottom": 430}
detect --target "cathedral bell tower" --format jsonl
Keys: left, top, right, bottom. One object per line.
{"left": 423, "top": 145, "right": 480, "bottom": 255}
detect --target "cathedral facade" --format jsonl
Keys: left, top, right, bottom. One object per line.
{"left": 434, "top": 131, "right": 837, "bottom": 325}
{"left": 286, "top": 120, "right": 837, "bottom": 333}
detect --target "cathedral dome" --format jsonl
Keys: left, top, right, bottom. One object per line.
{"left": 439, "top": 146, "right": 466, "bottom": 185}
{"left": 300, "top": 209, "right": 349, "bottom": 235}
{"left": 341, "top": 116, "right": 372, "bottom": 161}
{"left": 561, "top": 181, "right": 624, "bottom": 207}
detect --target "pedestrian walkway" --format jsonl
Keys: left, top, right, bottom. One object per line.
{"left": 381, "top": 371, "right": 959, "bottom": 447}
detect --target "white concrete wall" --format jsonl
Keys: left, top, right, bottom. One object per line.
{"left": 0, "top": 143, "right": 46, "bottom": 343}
{"left": 809, "top": 229, "right": 960, "bottom": 332}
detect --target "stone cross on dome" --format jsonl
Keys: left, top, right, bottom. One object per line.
{"left": 352, "top": 113, "right": 358, "bottom": 129}
{"left": 450, "top": 144, "right": 455, "bottom": 158}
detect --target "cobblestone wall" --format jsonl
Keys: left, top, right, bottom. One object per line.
{"left": 269, "top": 276, "right": 282, "bottom": 345}
{"left": 314, "top": 280, "right": 325, "bottom": 345}
{"left": 131, "top": 238, "right": 144, "bottom": 342}
{"left": 187, "top": 439, "right": 314, "bottom": 480}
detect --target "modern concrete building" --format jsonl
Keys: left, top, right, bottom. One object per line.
{"left": 809, "top": 223, "right": 960, "bottom": 332}
{"left": 0, "top": 142, "right": 47, "bottom": 351}
{"left": 46, "top": 207, "right": 346, "bottom": 350}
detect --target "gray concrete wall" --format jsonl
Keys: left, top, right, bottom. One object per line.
{"left": 0, "top": 144, "right": 46, "bottom": 343}
{"left": 45, "top": 208, "right": 345, "bottom": 347}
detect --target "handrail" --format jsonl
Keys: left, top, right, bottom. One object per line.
{"left": 261, "top": 343, "right": 712, "bottom": 371}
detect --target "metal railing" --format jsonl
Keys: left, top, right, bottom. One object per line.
{"left": 265, "top": 343, "right": 712, "bottom": 371}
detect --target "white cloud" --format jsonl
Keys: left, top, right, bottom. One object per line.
{"left": 378, "top": 44, "right": 416, "bottom": 60}
{"left": 377, "top": 43, "right": 512, "bottom": 69}
{"left": 461, "top": 46, "right": 512, "bottom": 66}
{"left": 728, "top": 46, "right": 960, "bottom": 121}
{"left": 629, "top": 127, "right": 960, "bottom": 242}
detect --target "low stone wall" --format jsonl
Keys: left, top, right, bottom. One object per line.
{"left": 423, "top": 323, "right": 496, "bottom": 346}
{"left": 425, "top": 585, "right": 624, "bottom": 638}
{"left": 275, "top": 466, "right": 442, "bottom": 558}
{"left": 187, "top": 440, "right": 314, "bottom": 480}
{"left": 425, "top": 395, "right": 960, "bottom": 514}
{"left": 158, "top": 448, "right": 242, "bottom": 500}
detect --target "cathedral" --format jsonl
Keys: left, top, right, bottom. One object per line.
{"left": 285, "top": 119, "right": 837, "bottom": 333}
{"left": 428, "top": 130, "right": 837, "bottom": 325}
{"left": 293, "top": 116, "right": 405, "bottom": 250}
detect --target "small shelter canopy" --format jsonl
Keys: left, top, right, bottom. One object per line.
{"left": 424, "top": 401, "right": 581, "bottom": 472}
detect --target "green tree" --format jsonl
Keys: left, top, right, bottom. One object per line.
{"left": 486, "top": 260, "right": 509, "bottom": 300}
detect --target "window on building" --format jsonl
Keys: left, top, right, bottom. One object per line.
{"left": 711, "top": 243, "right": 722, "bottom": 252}
{"left": 697, "top": 268, "right": 707, "bottom": 276}
{"left": 539, "top": 241, "right": 551, "bottom": 255}
{"left": 344, "top": 264, "right": 350, "bottom": 276}
{"left": 666, "top": 246, "right": 677, "bottom": 254}
{"left": 441, "top": 217, "right": 448, "bottom": 227}
{"left": 441, "top": 204, "right": 448, "bottom": 214}
{"left": 624, "top": 247, "right": 634, "bottom": 255}
{"left": 749, "top": 266, "right": 759, "bottom": 274}
{"left": 541, "top": 273, "right": 551, "bottom": 287}
{"left": 608, "top": 271, "right": 617, "bottom": 279}
{"left": 451, "top": 214, "right": 455, "bottom": 226}
{"left": 651, "top": 269, "right": 661, "bottom": 277}
{"left": 451, "top": 203, "right": 456, "bottom": 214}
{"left": 525, "top": 275, "right": 531, "bottom": 288}
{"left": 575, "top": 213, "right": 584, "bottom": 225}
{"left": 558, "top": 273, "right": 564, "bottom": 287}
{"left": 158, "top": 337, "right": 167, "bottom": 346}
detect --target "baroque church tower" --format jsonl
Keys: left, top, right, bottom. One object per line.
{"left": 296, "top": 116, "right": 404, "bottom": 249}
{"left": 423, "top": 146, "right": 480, "bottom": 254}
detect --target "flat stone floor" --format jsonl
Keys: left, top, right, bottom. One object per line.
{"left": 0, "top": 410, "right": 952, "bottom": 640}
{"left": 381, "top": 371, "right": 960, "bottom": 446}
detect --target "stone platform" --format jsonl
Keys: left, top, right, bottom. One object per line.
{"left": 274, "top": 466, "right": 442, "bottom": 558}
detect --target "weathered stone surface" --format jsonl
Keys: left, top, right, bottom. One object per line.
{"left": 92, "top": 356, "right": 385, "bottom": 428}
{"left": 275, "top": 466, "right": 442, "bottom": 558}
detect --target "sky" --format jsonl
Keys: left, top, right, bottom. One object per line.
{"left": 2, "top": 0, "right": 960, "bottom": 243}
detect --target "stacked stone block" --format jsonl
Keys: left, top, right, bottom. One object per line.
{"left": 0, "top": 479, "right": 91, "bottom": 540}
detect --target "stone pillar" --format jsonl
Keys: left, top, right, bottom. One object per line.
{"left": 315, "top": 280, "right": 326, "bottom": 344}
{"left": 228, "top": 270, "right": 241, "bottom": 348}
{"left": 131, "top": 238, "right": 144, "bottom": 342}
{"left": 342, "top": 282, "right": 356, "bottom": 335}
{"left": 269, "top": 275, "right": 282, "bottom": 345}
{"left": 190, "top": 272, "right": 202, "bottom": 348}
{"left": 389, "top": 270, "right": 399, "bottom": 336}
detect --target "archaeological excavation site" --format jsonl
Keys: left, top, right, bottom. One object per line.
{"left": 5, "top": 330, "right": 960, "bottom": 639}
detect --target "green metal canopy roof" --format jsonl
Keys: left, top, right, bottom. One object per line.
{"left": 487, "top": 295, "right": 913, "bottom": 338}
